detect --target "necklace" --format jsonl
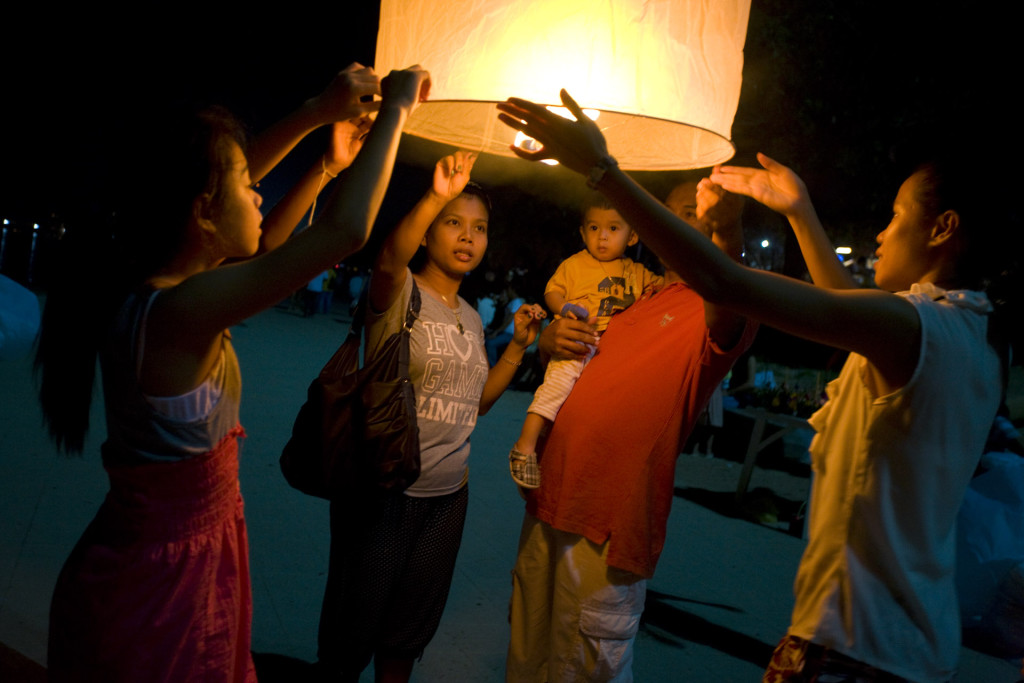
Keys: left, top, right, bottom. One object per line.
{"left": 440, "top": 293, "right": 465, "bottom": 335}
{"left": 597, "top": 258, "right": 630, "bottom": 299}
{"left": 596, "top": 257, "right": 626, "bottom": 281}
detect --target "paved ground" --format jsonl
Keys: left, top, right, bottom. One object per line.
{"left": 1, "top": 300, "right": 1019, "bottom": 681}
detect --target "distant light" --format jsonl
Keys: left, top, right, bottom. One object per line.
{"left": 33, "top": 223, "right": 40, "bottom": 230}
{"left": 2, "top": 219, "right": 8, "bottom": 225}
{"left": 760, "top": 239, "right": 770, "bottom": 248}
{"left": 835, "top": 246, "right": 852, "bottom": 255}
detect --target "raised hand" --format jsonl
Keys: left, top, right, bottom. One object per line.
{"left": 380, "top": 65, "right": 431, "bottom": 115}
{"left": 309, "top": 63, "right": 382, "bottom": 123}
{"left": 324, "top": 117, "right": 374, "bottom": 175}
{"left": 710, "top": 153, "right": 810, "bottom": 218}
{"left": 715, "top": 154, "right": 853, "bottom": 289}
{"left": 696, "top": 178, "right": 744, "bottom": 232}
{"left": 497, "top": 89, "right": 611, "bottom": 175}
{"left": 511, "top": 304, "right": 547, "bottom": 349}
{"left": 431, "top": 150, "right": 477, "bottom": 202}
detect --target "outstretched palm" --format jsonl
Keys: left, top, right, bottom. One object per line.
{"left": 711, "top": 153, "right": 809, "bottom": 217}
{"left": 497, "top": 89, "right": 609, "bottom": 175}
{"left": 431, "top": 150, "right": 477, "bottom": 201}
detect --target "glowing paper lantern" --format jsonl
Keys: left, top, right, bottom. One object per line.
{"left": 375, "top": 0, "right": 750, "bottom": 170}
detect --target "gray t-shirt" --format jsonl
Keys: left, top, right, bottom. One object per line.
{"left": 366, "top": 271, "right": 488, "bottom": 496}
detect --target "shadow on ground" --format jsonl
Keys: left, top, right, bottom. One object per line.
{"left": 641, "top": 589, "right": 776, "bottom": 669}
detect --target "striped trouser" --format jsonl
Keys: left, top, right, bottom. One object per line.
{"left": 527, "top": 345, "right": 596, "bottom": 421}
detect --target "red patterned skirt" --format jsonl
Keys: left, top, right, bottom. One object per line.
{"left": 48, "top": 426, "right": 256, "bottom": 682}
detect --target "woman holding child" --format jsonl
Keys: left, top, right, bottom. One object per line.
{"left": 498, "top": 90, "right": 1015, "bottom": 681}
{"left": 317, "top": 150, "right": 545, "bottom": 682}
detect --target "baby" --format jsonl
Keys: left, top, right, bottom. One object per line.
{"left": 509, "top": 193, "right": 662, "bottom": 488}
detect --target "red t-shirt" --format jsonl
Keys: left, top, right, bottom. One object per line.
{"left": 528, "top": 282, "right": 756, "bottom": 577}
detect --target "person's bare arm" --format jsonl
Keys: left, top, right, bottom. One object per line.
{"left": 245, "top": 64, "right": 380, "bottom": 182}
{"left": 146, "top": 68, "right": 430, "bottom": 394}
{"left": 711, "top": 154, "right": 856, "bottom": 290}
{"left": 544, "top": 290, "right": 569, "bottom": 317}
{"left": 258, "top": 118, "right": 373, "bottom": 253}
{"left": 696, "top": 179, "right": 749, "bottom": 349}
{"left": 369, "top": 150, "right": 478, "bottom": 313}
{"left": 497, "top": 90, "right": 920, "bottom": 392}
{"left": 479, "top": 304, "right": 546, "bottom": 414}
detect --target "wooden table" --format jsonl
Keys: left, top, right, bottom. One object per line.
{"left": 728, "top": 407, "right": 812, "bottom": 503}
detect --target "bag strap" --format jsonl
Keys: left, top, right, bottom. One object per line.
{"left": 397, "top": 280, "right": 419, "bottom": 384}
{"left": 321, "top": 278, "right": 422, "bottom": 381}
{"left": 404, "top": 279, "right": 421, "bottom": 332}
{"left": 349, "top": 276, "right": 421, "bottom": 342}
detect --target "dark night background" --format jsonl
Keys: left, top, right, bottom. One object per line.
{"left": 0, "top": 2, "right": 1015, "bottom": 367}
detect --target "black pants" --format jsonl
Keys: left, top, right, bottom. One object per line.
{"left": 317, "top": 486, "right": 469, "bottom": 678}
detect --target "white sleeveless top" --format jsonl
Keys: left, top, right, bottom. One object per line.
{"left": 789, "top": 284, "right": 1001, "bottom": 681}
{"left": 99, "top": 288, "right": 242, "bottom": 464}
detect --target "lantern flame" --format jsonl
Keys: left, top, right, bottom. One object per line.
{"left": 513, "top": 131, "right": 559, "bottom": 165}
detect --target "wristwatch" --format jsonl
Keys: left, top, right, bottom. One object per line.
{"left": 586, "top": 155, "right": 618, "bottom": 189}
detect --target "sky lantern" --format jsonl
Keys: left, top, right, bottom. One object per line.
{"left": 375, "top": 0, "right": 751, "bottom": 171}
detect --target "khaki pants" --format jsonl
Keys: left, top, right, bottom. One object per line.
{"left": 506, "top": 514, "right": 646, "bottom": 683}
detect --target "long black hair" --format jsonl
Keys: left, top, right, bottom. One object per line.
{"left": 34, "top": 105, "right": 247, "bottom": 454}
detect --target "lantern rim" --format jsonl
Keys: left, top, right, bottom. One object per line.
{"left": 402, "top": 100, "right": 736, "bottom": 171}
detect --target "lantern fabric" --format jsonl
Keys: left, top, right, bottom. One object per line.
{"left": 375, "top": 0, "right": 750, "bottom": 170}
